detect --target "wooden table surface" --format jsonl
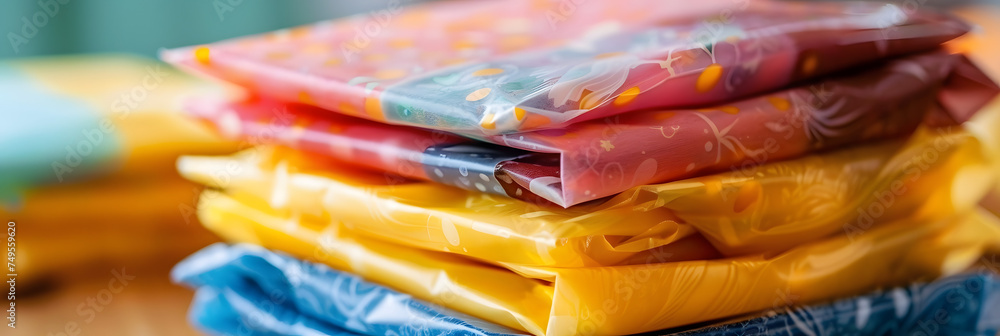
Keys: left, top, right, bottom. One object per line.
{"left": 16, "top": 262, "right": 201, "bottom": 336}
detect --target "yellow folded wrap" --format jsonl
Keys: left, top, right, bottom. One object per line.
{"left": 178, "top": 125, "right": 991, "bottom": 264}
{"left": 635, "top": 126, "right": 992, "bottom": 255}
{"left": 195, "top": 188, "right": 1000, "bottom": 335}
{"left": 179, "top": 97, "right": 1000, "bottom": 334}
{"left": 179, "top": 148, "right": 717, "bottom": 267}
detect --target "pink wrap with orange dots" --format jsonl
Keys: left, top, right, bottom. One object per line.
{"left": 167, "top": 0, "right": 999, "bottom": 206}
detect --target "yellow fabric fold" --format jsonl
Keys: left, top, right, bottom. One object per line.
{"left": 177, "top": 96, "right": 1000, "bottom": 335}
{"left": 179, "top": 149, "right": 715, "bottom": 267}
{"left": 178, "top": 125, "right": 990, "bottom": 263}
{"left": 195, "top": 189, "right": 1000, "bottom": 335}
{"left": 631, "top": 126, "right": 993, "bottom": 255}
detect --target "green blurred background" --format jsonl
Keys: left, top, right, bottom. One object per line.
{"left": 4, "top": 0, "right": 999, "bottom": 60}
{"left": 0, "top": 0, "right": 431, "bottom": 59}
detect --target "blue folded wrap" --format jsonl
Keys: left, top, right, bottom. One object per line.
{"left": 173, "top": 243, "right": 1000, "bottom": 336}
{"left": 172, "top": 243, "right": 528, "bottom": 336}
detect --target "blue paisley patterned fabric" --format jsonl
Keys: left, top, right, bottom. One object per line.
{"left": 172, "top": 243, "right": 528, "bottom": 336}
{"left": 670, "top": 272, "right": 1000, "bottom": 336}
{"left": 174, "top": 244, "right": 1000, "bottom": 336}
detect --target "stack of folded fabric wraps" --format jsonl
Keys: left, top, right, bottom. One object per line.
{"left": 165, "top": 0, "right": 1000, "bottom": 335}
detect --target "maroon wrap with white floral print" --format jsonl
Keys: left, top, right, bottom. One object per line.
{"left": 187, "top": 50, "right": 998, "bottom": 207}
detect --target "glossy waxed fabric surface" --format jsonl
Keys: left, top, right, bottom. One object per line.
{"left": 176, "top": 123, "right": 994, "bottom": 261}
{"left": 670, "top": 271, "right": 1000, "bottom": 336}
{"left": 178, "top": 148, "right": 716, "bottom": 268}
{"left": 165, "top": 0, "right": 973, "bottom": 138}
{"left": 173, "top": 243, "right": 529, "bottom": 336}
{"left": 189, "top": 184, "right": 1000, "bottom": 335}
{"left": 637, "top": 126, "right": 995, "bottom": 256}
{"left": 174, "top": 244, "right": 1000, "bottom": 336}
{"left": 161, "top": 1, "right": 1000, "bottom": 334}
{"left": 184, "top": 50, "right": 999, "bottom": 207}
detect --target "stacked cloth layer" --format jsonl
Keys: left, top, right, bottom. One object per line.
{"left": 165, "top": 0, "right": 998, "bottom": 207}
{"left": 164, "top": 0, "right": 1000, "bottom": 335}
{"left": 174, "top": 244, "right": 1000, "bottom": 336}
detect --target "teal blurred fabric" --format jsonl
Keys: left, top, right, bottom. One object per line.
{"left": 0, "top": 63, "right": 122, "bottom": 203}
{"left": 1, "top": 0, "right": 992, "bottom": 59}
{"left": 0, "top": 0, "right": 427, "bottom": 59}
